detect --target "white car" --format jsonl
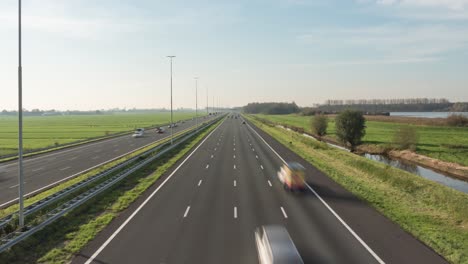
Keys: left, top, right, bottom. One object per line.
{"left": 255, "top": 225, "right": 303, "bottom": 264}
{"left": 132, "top": 128, "right": 144, "bottom": 138}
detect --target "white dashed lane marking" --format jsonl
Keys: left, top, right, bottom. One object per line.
{"left": 268, "top": 180, "right": 272, "bottom": 187}
{"left": 183, "top": 206, "right": 191, "bottom": 218}
{"left": 281, "top": 207, "right": 288, "bottom": 219}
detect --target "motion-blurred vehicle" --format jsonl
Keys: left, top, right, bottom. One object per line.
{"left": 277, "top": 162, "right": 306, "bottom": 191}
{"left": 255, "top": 225, "right": 303, "bottom": 264}
{"left": 132, "top": 128, "right": 144, "bottom": 138}
{"left": 242, "top": 121, "right": 246, "bottom": 124}
{"left": 156, "top": 127, "right": 164, "bottom": 134}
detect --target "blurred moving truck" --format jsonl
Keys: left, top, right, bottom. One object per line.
{"left": 255, "top": 225, "right": 304, "bottom": 264}
{"left": 277, "top": 162, "right": 306, "bottom": 191}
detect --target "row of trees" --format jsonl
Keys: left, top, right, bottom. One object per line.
{"left": 324, "top": 98, "right": 450, "bottom": 106}
{"left": 243, "top": 102, "right": 300, "bottom": 115}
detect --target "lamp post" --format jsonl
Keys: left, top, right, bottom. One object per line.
{"left": 167, "top": 56, "right": 175, "bottom": 144}
{"left": 17, "top": 0, "right": 25, "bottom": 228}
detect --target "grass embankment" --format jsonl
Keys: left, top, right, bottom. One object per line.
{"left": 247, "top": 115, "right": 468, "bottom": 264}
{"left": 0, "top": 112, "right": 199, "bottom": 157}
{"left": 0, "top": 118, "right": 222, "bottom": 264}
{"left": 255, "top": 114, "right": 468, "bottom": 166}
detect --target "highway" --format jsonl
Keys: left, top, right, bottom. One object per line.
{"left": 73, "top": 116, "right": 447, "bottom": 264}
{"left": 0, "top": 116, "right": 214, "bottom": 208}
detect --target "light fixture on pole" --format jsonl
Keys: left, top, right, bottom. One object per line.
{"left": 167, "top": 56, "right": 176, "bottom": 144}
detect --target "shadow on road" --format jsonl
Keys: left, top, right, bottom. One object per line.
{"left": 302, "top": 181, "right": 362, "bottom": 204}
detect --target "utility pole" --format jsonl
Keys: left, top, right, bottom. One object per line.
{"left": 17, "top": 0, "right": 25, "bottom": 228}
{"left": 194, "top": 77, "right": 198, "bottom": 131}
{"left": 167, "top": 56, "right": 176, "bottom": 144}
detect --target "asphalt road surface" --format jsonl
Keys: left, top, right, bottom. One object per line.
{"left": 73, "top": 116, "right": 447, "bottom": 264}
{"left": 0, "top": 116, "right": 215, "bottom": 207}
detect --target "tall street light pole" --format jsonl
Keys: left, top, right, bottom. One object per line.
{"left": 167, "top": 56, "right": 175, "bottom": 144}
{"left": 17, "top": 0, "right": 25, "bottom": 228}
{"left": 194, "top": 77, "right": 198, "bottom": 131}
{"left": 206, "top": 87, "right": 208, "bottom": 115}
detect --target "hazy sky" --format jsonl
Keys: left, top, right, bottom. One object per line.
{"left": 1, "top": 0, "right": 467, "bottom": 110}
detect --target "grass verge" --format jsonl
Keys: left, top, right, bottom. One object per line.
{"left": 255, "top": 113, "right": 468, "bottom": 166}
{"left": 0, "top": 118, "right": 221, "bottom": 264}
{"left": 247, "top": 115, "right": 468, "bottom": 264}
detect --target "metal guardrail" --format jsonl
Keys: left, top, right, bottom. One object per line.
{"left": 0, "top": 123, "right": 204, "bottom": 228}
{"left": 0, "top": 116, "right": 223, "bottom": 253}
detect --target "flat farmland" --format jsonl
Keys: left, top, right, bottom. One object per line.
{"left": 0, "top": 112, "right": 197, "bottom": 156}
{"left": 254, "top": 114, "right": 468, "bottom": 166}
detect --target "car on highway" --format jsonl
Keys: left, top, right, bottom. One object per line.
{"left": 277, "top": 162, "right": 306, "bottom": 192}
{"left": 255, "top": 225, "right": 304, "bottom": 264}
{"left": 132, "top": 128, "right": 144, "bottom": 138}
{"left": 156, "top": 127, "right": 164, "bottom": 134}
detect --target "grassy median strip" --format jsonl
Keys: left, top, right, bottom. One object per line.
{"left": 0, "top": 126, "right": 197, "bottom": 220}
{"left": 247, "top": 116, "right": 468, "bottom": 264}
{"left": 0, "top": 118, "right": 221, "bottom": 264}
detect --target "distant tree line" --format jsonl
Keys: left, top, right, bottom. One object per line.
{"left": 324, "top": 98, "right": 450, "bottom": 105}
{"left": 243, "top": 102, "right": 300, "bottom": 115}
{"left": 317, "top": 99, "right": 458, "bottom": 113}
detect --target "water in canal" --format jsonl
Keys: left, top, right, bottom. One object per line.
{"left": 364, "top": 154, "right": 468, "bottom": 193}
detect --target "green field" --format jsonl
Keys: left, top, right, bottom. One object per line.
{"left": 0, "top": 112, "right": 198, "bottom": 157}
{"left": 255, "top": 114, "right": 468, "bottom": 166}
{"left": 247, "top": 116, "right": 468, "bottom": 263}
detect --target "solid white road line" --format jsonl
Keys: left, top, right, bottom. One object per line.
{"left": 32, "top": 167, "right": 44, "bottom": 172}
{"left": 246, "top": 122, "right": 385, "bottom": 264}
{"left": 60, "top": 167, "right": 71, "bottom": 171}
{"left": 268, "top": 180, "right": 272, "bottom": 187}
{"left": 183, "top": 206, "right": 191, "bottom": 218}
{"left": 234, "top": 180, "right": 236, "bottom": 187}
{"left": 198, "top": 180, "right": 202, "bottom": 186}
{"left": 280, "top": 207, "right": 288, "bottom": 219}
{"left": 206, "top": 164, "right": 210, "bottom": 169}
{"left": 83, "top": 118, "right": 223, "bottom": 264}
{"left": 234, "top": 207, "right": 238, "bottom": 219}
